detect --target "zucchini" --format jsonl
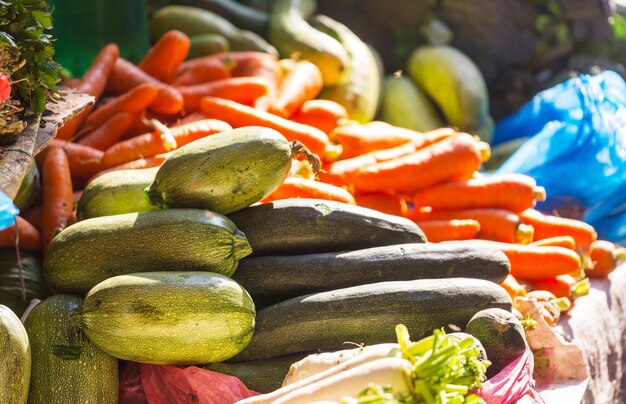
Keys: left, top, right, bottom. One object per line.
{"left": 227, "top": 198, "right": 426, "bottom": 256}
{"left": 313, "top": 15, "right": 382, "bottom": 124}
{"left": 146, "top": 127, "right": 298, "bottom": 215}
{"left": 0, "top": 304, "right": 30, "bottom": 404}
{"left": 234, "top": 243, "right": 510, "bottom": 308}
{"left": 150, "top": 5, "right": 278, "bottom": 56}
{"left": 44, "top": 209, "right": 251, "bottom": 295}
{"left": 0, "top": 249, "right": 50, "bottom": 317}
{"left": 77, "top": 167, "right": 158, "bottom": 220}
{"left": 380, "top": 75, "right": 444, "bottom": 132}
{"left": 24, "top": 295, "right": 118, "bottom": 404}
{"left": 80, "top": 271, "right": 256, "bottom": 365}
{"left": 268, "top": 0, "right": 349, "bottom": 85}
{"left": 465, "top": 308, "right": 527, "bottom": 378}
{"left": 230, "top": 278, "right": 512, "bottom": 361}
{"left": 13, "top": 161, "right": 40, "bottom": 211}
{"left": 188, "top": 33, "right": 230, "bottom": 59}
{"left": 205, "top": 353, "right": 307, "bottom": 393}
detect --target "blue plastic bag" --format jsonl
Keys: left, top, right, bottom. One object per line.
{"left": 0, "top": 191, "right": 18, "bottom": 232}
{"left": 494, "top": 71, "right": 626, "bottom": 244}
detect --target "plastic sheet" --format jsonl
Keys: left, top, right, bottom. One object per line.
{"left": 0, "top": 191, "right": 17, "bottom": 232}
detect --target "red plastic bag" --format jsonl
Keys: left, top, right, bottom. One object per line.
{"left": 475, "top": 348, "right": 545, "bottom": 404}
{"left": 118, "top": 362, "right": 259, "bottom": 404}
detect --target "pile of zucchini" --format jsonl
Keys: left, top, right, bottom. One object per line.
{"left": 2, "top": 125, "right": 519, "bottom": 401}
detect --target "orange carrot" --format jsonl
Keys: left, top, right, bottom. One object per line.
{"left": 122, "top": 112, "right": 155, "bottom": 140}
{"left": 90, "top": 152, "right": 175, "bottom": 183}
{"left": 414, "top": 219, "right": 481, "bottom": 242}
{"left": 412, "top": 174, "right": 546, "bottom": 212}
{"left": 587, "top": 240, "right": 626, "bottom": 278}
{"left": 529, "top": 236, "right": 576, "bottom": 250}
{"left": 269, "top": 61, "right": 323, "bottom": 118}
{"left": 41, "top": 147, "right": 73, "bottom": 249}
{"left": 519, "top": 209, "right": 597, "bottom": 248}
{"left": 77, "top": 112, "right": 134, "bottom": 150}
{"left": 230, "top": 52, "right": 281, "bottom": 111}
{"left": 320, "top": 128, "right": 455, "bottom": 186}
{"left": 263, "top": 177, "right": 355, "bottom": 205}
{"left": 172, "top": 58, "right": 232, "bottom": 86}
{"left": 61, "top": 77, "right": 80, "bottom": 89}
{"left": 291, "top": 99, "right": 349, "bottom": 134}
{"left": 106, "top": 58, "right": 184, "bottom": 115}
{"left": 526, "top": 274, "right": 582, "bottom": 300}
{"left": 83, "top": 83, "right": 159, "bottom": 131}
{"left": 176, "top": 77, "right": 270, "bottom": 112}
{"left": 56, "top": 44, "right": 119, "bottom": 141}
{"left": 499, "top": 274, "right": 527, "bottom": 300}
{"left": 353, "top": 133, "right": 490, "bottom": 195}
{"left": 331, "top": 121, "right": 428, "bottom": 159}
{"left": 199, "top": 96, "right": 329, "bottom": 157}
{"left": 353, "top": 193, "right": 407, "bottom": 216}
{"left": 405, "top": 208, "right": 534, "bottom": 244}
{"left": 524, "top": 290, "right": 563, "bottom": 325}
{"left": 102, "top": 119, "right": 232, "bottom": 168}
{"left": 21, "top": 206, "right": 42, "bottom": 231}
{"left": 461, "top": 241, "right": 582, "bottom": 281}
{"left": 0, "top": 216, "right": 42, "bottom": 253}
{"left": 38, "top": 140, "right": 103, "bottom": 184}
{"left": 176, "top": 111, "right": 210, "bottom": 125}
{"left": 139, "top": 30, "right": 190, "bottom": 83}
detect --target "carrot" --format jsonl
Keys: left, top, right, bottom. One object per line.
{"left": 90, "top": 152, "right": 175, "bottom": 183}
{"left": 413, "top": 219, "right": 481, "bottom": 242}
{"left": 456, "top": 241, "right": 582, "bottom": 281}
{"left": 122, "top": 112, "right": 155, "bottom": 140}
{"left": 320, "top": 128, "right": 455, "bottom": 186}
{"left": 269, "top": 61, "right": 323, "bottom": 118}
{"left": 83, "top": 83, "right": 159, "bottom": 131}
{"left": 331, "top": 121, "right": 428, "bottom": 159}
{"left": 199, "top": 96, "right": 329, "bottom": 157}
{"left": 176, "top": 111, "right": 210, "bottom": 125}
{"left": 77, "top": 112, "right": 134, "bottom": 150}
{"left": 176, "top": 77, "right": 270, "bottom": 112}
{"left": 41, "top": 147, "right": 73, "bottom": 249}
{"left": 56, "top": 44, "right": 119, "bottom": 141}
{"left": 0, "top": 216, "right": 42, "bottom": 253}
{"left": 106, "top": 58, "right": 184, "bottom": 115}
{"left": 291, "top": 99, "right": 349, "bottom": 134}
{"left": 263, "top": 177, "right": 356, "bottom": 205}
{"left": 529, "top": 236, "right": 576, "bottom": 250}
{"left": 139, "top": 30, "right": 190, "bottom": 83}
{"left": 524, "top": 290, "right": 564, "bottom": 326}
{"left": 519, "top": 209, "right": 597, "bottom": 248}
{"left": 172, "top": 58, "right": 232, "bottom": 86}
{"left": 353, "top": 133, "right": 490, "bottom": 195}
{"left": 353, "top": 193, "right": 407, "bottom": 216}
{"left": 586, "top": 240, "right": 626, "bottom": 278}
{"left": 102, "top": 119, "right": 232, "bottom": 168}
{"left": 60, "top": 77, "right": 80, "bottom": 89}
{"left": 525, "top": 274, "right": 589, "bottom": 300}
{"left": 20, "top": 206, "right": 42, "bottom": 231}
{"left": 230, "top": 52, "right": 282, "bottom": 111}
{"left": 38, "top": 140, "right": 103, "bottom": 184}
{"left": 412, "top": 174, "right": 546, "bottom": 212}
{"left": 499, "top": 274, "right": 527, "bottom": 300}
{"left": 406, "top": 208, "right": 534, "bottom": 244}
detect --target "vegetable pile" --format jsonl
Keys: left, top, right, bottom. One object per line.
{"left": 1, "top": 0, "right": 624, "bottom": 403}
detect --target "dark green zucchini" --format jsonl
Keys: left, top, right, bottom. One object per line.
{"left": 0, "top": 248, "right": 50, "bottom": 317}
{"left": 228, "top": 198, "right": 426, "bottom": 255}
{"left": 230, "top": 278, "right": 512, "bottom": 362}
{"left": 234, "top": 243, "right": 510, "bottom": 308}
{"left": 205, "top": 353, "right": 307, "bottom": 393}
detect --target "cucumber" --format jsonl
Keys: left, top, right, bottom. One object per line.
{"left": 188, "top": 33, "right": 230, "bottom": 59}
{"left": 24, "top": 295, "right": 118, "bottom": 404}
{"left": 0, "top": 249, "right": 50, "bottom": 317}
{"left": 80, "top": 271, "right": 256, "bottom": 365}
{"left": 380, "top": 75, "right": 444, "bottom": 132}
{"left": 268, "top": 0, "right": 349, "bottom": 85}
{"left": 407, "top": 44, "right": 493, "bottom": 142}
{"left": 313, "top": 15, "right": 382, "bottom": 124}
{"left": 230, "top": 278, "right": 512, "bottom": 361}
{"left": 205, "top": 353, "right": 307, "bottom": 393}
{"left": 44, "top": 209, "right": 252, "bottom": 295}
{"left": 0, "top": 304, "right": 30, "bottom": 404}
{"left": 13, "top": 162, "right": 40, "bottom": 211}
{"left": 465, "top": 308, "right": 527, "bottom": 378}
{"left": 234, "top": 243, "right": 510, "bottom": 308}
{"left": 228, "top": 198, "right": 426, "bottom": 256}
{"left": 146, "top": 127, "right": 295, "bottom": 215}
{"left": 151, "top": 5, "right": 277, "bottom": 56}
{"left": 77, "top": 167, "right": 158, "bottom": 220}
